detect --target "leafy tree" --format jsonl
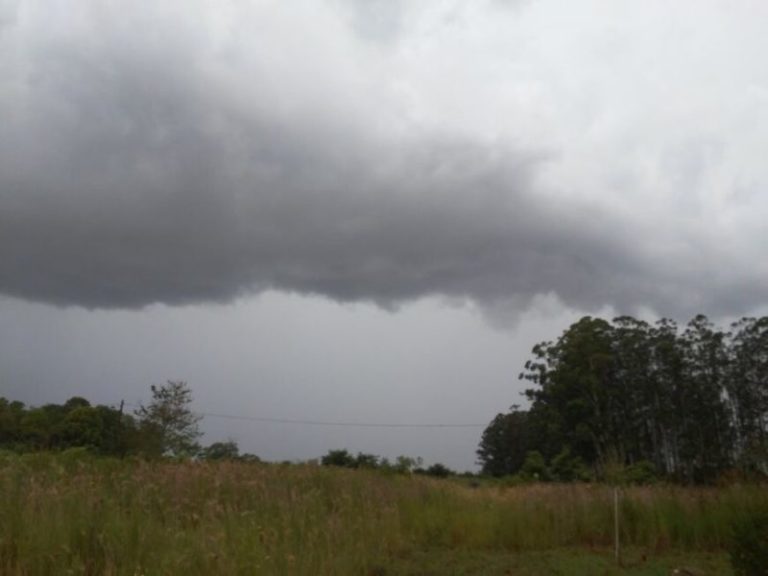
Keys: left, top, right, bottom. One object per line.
{"left": 354, "top": 452, "right": 379, "bottom": 469}
{"left": 522, "top": 317, "right": 617, "bottom": 473}
{"left": 678, "top": 315, "right": 733, "bottom": 480}
{"left": 201, "top": 440, "right": 240, "bottom": 460}
{"left": 239, "top": 452, "right": 261, "bottom": 463}
{"left": 60, "top": 406, "right": 104, "bottom": 449}
{"left": 621, "top": 460, "right": 658, "bottom": 485}
{"left": 63, "top": 397, "right": 91, "bottom": 411}
{"left": 423, "top": 462, "right": 453, "bottom": 478}
{"left": 550, "top": 447, "right": 589, "bottom": 482}
{"left": 321, "top": 449, "right": 357, "bottom": 468}
{"left": 95, "top": 405, "right": 136, "bottom": 457}
{"left": 0, "top": 399, "right": 25, "bottom": 447}
{"left": 520, "top": 450, "right": 549, "bottom": 481}
{"left": 477, "top": 409, "right": 530, "bottom": 476}
{"left": 21, "top": 405, "right": 62, "bottom": 450}
{"left": 393, "top": 455, "right": 422, "bottom": 474}
{"left": 647, "top": 318, "right": 686, "bottom": 476}
{"left": 503, "top": 314, "right": 768, "bottom": 483}
{"left": 728, "top": 317, "right": 768, "bottom": 474}
{"left": 135, "top": 381, "right": 202, "bottom": 458}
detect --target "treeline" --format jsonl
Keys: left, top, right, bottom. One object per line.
{"left": 319, "top": 449, "right": 455, "bottom": 477}
{"left": 0, "top": 395, "right": 134, "bottom": 456}
{"left": 0, "top": 388, "right": 453, "bottom": 474}
{"left": 478, "top": 315, "right": 768, "bottom": 483}
{"left": 0, "top": 381, "right": 257, "bottom": 461}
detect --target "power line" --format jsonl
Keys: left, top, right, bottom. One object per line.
{"left": 123, "top": 402, "right": 485, "bottom": 429}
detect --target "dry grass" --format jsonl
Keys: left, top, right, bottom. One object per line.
{"left": 0, "top": 451, "right": 762, "bottom": 575}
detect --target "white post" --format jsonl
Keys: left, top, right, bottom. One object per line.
{"left": 614, "top": 487, "right": 620, "bottom": 565}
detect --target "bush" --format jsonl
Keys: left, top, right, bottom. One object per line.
{"left": 354, "top": 452, "right": 379, "bottom": 469}
{"left": 622, "top": 460, "right": 658, "bottom": 485}
{"left": 520, "top": 451, "right": 549, "bottom": 481}
{"left": 321, "top": 449, "right": 357, "bottom": 468}
{"left": 423, "top": 463, "right": 453, "bottom": 478}
{"left": 550, "top": 447, "right": 590, "bottom": 482}
{"left": 729, "top": 509, "right": 768, "bottom": 576}
{"left": 200, "top": 440, "right": 240, "bottom": 460}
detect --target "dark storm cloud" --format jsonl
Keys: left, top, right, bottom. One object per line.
{"left": 0, "top": 113, "right": 629, "bottom": 310}
{"left": 0, "top": 1, "right": 763, "bottom": 317}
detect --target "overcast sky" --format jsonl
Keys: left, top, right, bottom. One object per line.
{"left": 1, "top": 0, "right": 767, "bottom": 470}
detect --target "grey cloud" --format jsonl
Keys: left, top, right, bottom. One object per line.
{"left": 336, "top": 0, "right": 404, "bottom": 43}
{"left": 0, "top": 1, "right": 18, "bottom": 29}
{"left": 0, "top": 2, "right": 763, "bottom": 319}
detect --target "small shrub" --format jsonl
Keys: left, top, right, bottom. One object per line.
{"left": 200, "top": 440, "right": 240, "bottom": 460}
{"left": 423, "top": 463, "right": 452, "bottom": 478}
{"left": 520, "top": 451, "right": 549, "bottom": 481}
{"left": 355, "top": 452, "right": 380, "bottom": 469}
{"left": 622, "top": 460, "right": 658, "bottom": 485}
{"left": 729, "top": 509, "right": 768, "bottom": 576}
{"left": 321, "top": 449, "right": 357, "bottom": 468}
{"left": 550, "top": 447, "right": 590, "bottom": 482}
{"left": 603, "top": 460, "right": 657, "bottom": 485}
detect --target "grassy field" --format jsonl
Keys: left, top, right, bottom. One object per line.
{"left": 0, "top": 452, "right": 764, "bottom": 575}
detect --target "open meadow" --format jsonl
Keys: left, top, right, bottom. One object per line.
{"left": 1, "top": 452, "right": 764, "bottom": 575}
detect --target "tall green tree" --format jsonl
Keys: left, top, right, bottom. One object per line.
{"left": 678, "top": 315, "right": 733, "bottom": 480}
{"left": 477, "top": 409, "right": 530, "bottom": 476}
{"left": 522, "top": 317, "right": 617, "bottom": 474}
{"left": 0, "top": 399, "right": 25, "bottom": 447}
{"left": 728, "top": 317, "right": 768, "bottom": 473}
{"left": 201, "top": 440, "right": 240, "bottom": 460}
{"left": 497, "top": 314, "right": 768, "bottom": 482}
{"left": 135, "top": 381, "right": 202, "bottom": 457}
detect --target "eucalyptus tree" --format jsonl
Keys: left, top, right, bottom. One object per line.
{"left": 678, "top": 315, "right": 733, "bottom": 479}
{"left": 728, "top": 317, "right": 768, "bottom": 473}
{"left": 610, "top": 316, "right": 654, "bottom": 466}
{"left": 521, "top": 316, "right": 618, "bottom": 474}
{"left": 477, "top": 408, "right": 530, "bottom": 476}
{"left": 646, "top": 318, "right": 687, "bottom": 476}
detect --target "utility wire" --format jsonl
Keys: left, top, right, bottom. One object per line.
{"left": 123, "top": 402, "right": 485, "bottom": 429}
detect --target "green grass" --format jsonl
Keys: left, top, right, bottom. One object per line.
{"left": 377, "top": 548, "right": 731, "bottom": 576}
{"left": 0, "top": 451, "right": 762, "bottom": 575}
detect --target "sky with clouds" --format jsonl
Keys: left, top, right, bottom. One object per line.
{"left": 1, "top": 0, "right": 766, "bottom": 470}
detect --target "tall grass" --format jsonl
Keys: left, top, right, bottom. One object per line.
{"left": 0, "top": 451, "right": 764, "bottom": 575}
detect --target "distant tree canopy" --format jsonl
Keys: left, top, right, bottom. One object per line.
{"left": 0, "top": 396, "right": 136, "bottom": 456}
{"left": 478, "top": 315, "right": 768, "bottom": 483}
{"left": 0, "top": 381, "right": 243, "bottom": 461}
{"left": 318, "top": 449, "right": 451, "bottom": 476}
{"left": 201, "top": 440, "right": 241, "bottom": 460}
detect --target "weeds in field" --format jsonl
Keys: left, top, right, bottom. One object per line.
{"left": 0, "top": 452, "right": 763, "bottom": 575}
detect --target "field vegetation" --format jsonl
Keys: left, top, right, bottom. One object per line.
{"left": 3, "top": 313, "right": 767, "bottom": 574}
{"left": 1, "top": 452, "right": 764, "bottom": 575}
